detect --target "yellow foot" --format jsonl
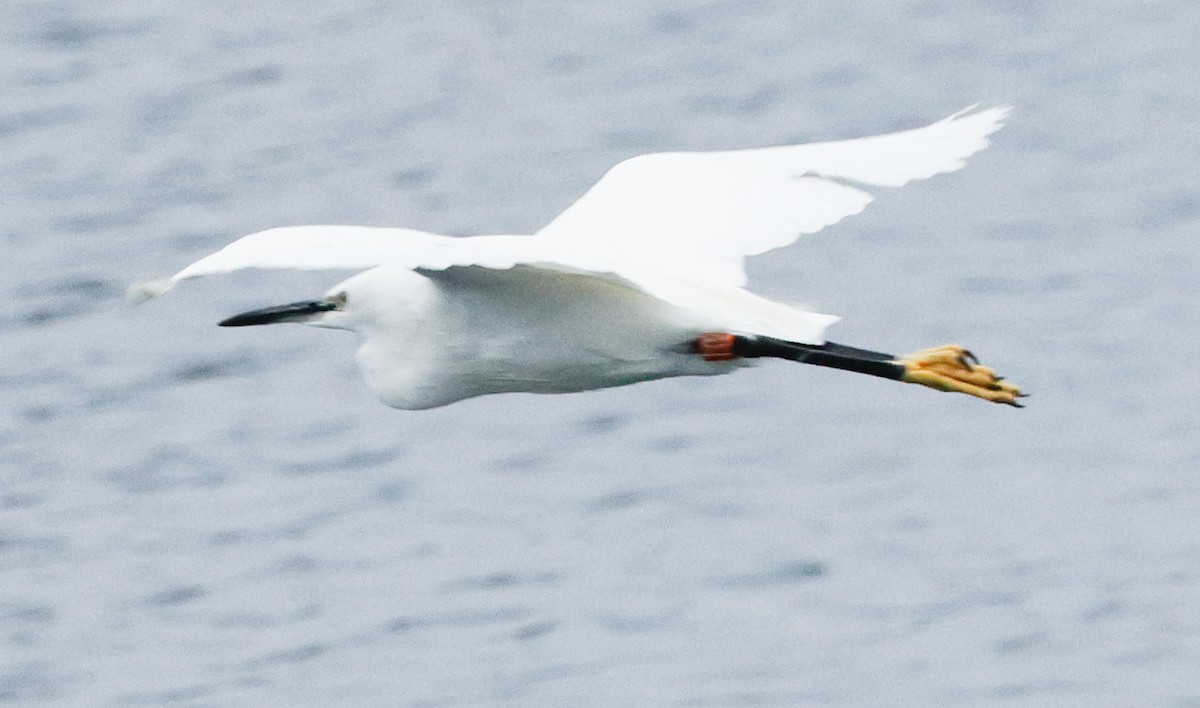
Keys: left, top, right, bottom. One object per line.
{"left": 897, "top": 344, "right": 1026, "bottom": 407}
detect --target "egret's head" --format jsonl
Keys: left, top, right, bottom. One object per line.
{"left": 217, "top": 266, "right": 435, "bottom": 333}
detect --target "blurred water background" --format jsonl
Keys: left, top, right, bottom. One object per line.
{"left": 3, "top": 1, "right": 1200, "bottom": 705}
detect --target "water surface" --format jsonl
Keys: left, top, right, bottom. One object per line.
{"left": 3, "top": 1, "right": 1199, "bottom": 705}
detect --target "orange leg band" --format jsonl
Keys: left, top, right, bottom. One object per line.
{"left": 696, "top": 333, "right": 738, "bottom": 361}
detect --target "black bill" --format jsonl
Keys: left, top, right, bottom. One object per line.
{"left": 218, "top": 300, "right": 337, "bottom": 327}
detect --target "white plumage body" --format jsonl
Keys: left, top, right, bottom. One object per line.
{"left": 340, "top": 266, "right": 737, "bottom": 409}
{"left": 134, "top": 107, "right": 1010, "bottom": 409}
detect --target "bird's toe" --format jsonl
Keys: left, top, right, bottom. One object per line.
{"left": 897, "top": 344, "right": 1024, "bottom": 406}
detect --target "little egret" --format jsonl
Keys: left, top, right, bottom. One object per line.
{"left": 133, "top": 106, "right": 1024, "bottom": 410}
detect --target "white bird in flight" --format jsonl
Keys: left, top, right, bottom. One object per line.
{"left": 134, "top": 106, "right": 1024, "bottom": 410}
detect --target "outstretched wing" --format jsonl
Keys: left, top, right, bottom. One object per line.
{"left": 128, "top": 226, "right": 579, "bottom": 302}
{"left": 131, "top": 105, "right": 1007, "bottom": 342}
{"left": 129, "top": 224, "right": 838, "bottom": 342}
{"left": 129, "top": 225, "right": 705, "bottom": 325}
{"left": 536, "top": 106, "right": 1010, "bottom": 285}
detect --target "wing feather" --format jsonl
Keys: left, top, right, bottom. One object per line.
{"left": 129, "top": 226, "right": 566, "bottom": 301}
{"left": 536, "top": 106, "right": 1009, "bottom": 285}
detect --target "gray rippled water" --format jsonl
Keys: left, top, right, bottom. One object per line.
{"left": 3, "top": 1, "right": 1200, "bottom": 705}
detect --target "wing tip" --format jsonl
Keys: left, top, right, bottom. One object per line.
{"left": 943, "top": 104, "right": 1014, "bottom": 135}
{"left": 126, "top": 277, "right": 176, "bottom": 305}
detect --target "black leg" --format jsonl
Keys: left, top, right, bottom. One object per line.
{"left": 690, "top": 334, "right": 1025, "bottom": 407}
{"left": 731, "top": 335, "right": 906, "bottom": 381}
{"left": 814, "top": 341, "right": 896, "bottom": 363}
